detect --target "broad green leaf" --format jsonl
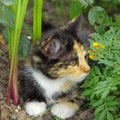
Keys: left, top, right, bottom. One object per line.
{"left": 106, "top": 96, "right": 116, "bottom": 102}
{"left": 23, "top": 23, "right": 33, "bottom": 36}
{"left": 82, "top": 89, "right": 93, "bottom": 96}
{"left": 0, "top": 0, "right": 16, "bottom": 5}
{"left": 95, "top": 25, "right": 106, "bottom": 34}
{"left": 108, "top": 106, "right": 118, "bottom": 112}
{"left": 107, "top": 111, "right": 114, "bottom": 120}
{"left": 116, "top": 118, "right": 120, "bottom": 120}
{"left": 93, "top": 99, "right": 103, "bottom": 107}
{"left": 88, "top": 6, "right": 108, "bottom": 25}
{"left": 99, "top": 109, "right": 106, "bottom": 120}
{"left": 99, "top": 60, "right": 114, "bottom": 66}
{"left": 115, "top": 54, "right": 120, "bottom": 64}
{"left": 69, "top": 0, "right": 82, "bottom": 18}
{"left": 107, "top": 101, "right": 120, "bottom": 107}
{"left": 2, "top": 27, "right": 8, "bottom": 44}
{"left": 102, "top": 90, "right": 110, "bottom": 99}
{"left": 19, "top": 34, "right": 31, "bottom": 58}
{"left": 114, "top": 14, "right": 120, "bottom": 27}
{"left": 94, "top": 104, "right": 104, "bottom": 115}
{"left": 90, "top": 92, "right": 96, "bottom": 99}
{"left": 93, "top": 66, "right": 101, "bottom": 75}
{"left": 95, "top": 89, "right": 105, "bottom": 95}
{"left": 0, "top": 5, "right": 14, "bottom": 27}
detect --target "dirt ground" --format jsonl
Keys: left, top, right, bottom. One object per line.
{"left": 0, "top": 1, "right": 94, "bottom": 120}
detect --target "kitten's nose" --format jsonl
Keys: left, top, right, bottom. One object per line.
{"left": 81, "top": 65, "right": 90, "bottom": 74}
{"left": 84, "top": 67, "right": 90, "bottom": 73}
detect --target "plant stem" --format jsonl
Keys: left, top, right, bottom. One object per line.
{"left": 33, "top": 0, "right": 43, "bottom": 43}
{"left": 7, "top": 0, "right": 28, "bottom": 105}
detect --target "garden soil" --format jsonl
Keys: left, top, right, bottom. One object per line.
{"left": 0, "top": 0, "right": 93, "bottom": 120}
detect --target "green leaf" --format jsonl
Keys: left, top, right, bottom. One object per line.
{"left": 2, "top": 27, "right": 8, "bottom": 44}
{"left": 99, "top": 109, "right": 106, "bottom": 120}
{"left": 23, "top": 23, "right": 33, "bottom": 36}
{"left": 108, "top": 106, "right": 118, "bottom": 112}
{"left": 79, "top": 0, "right": 94, "bottom": 8}
{"left": 18, "top": 34, "right": 31, "bottom": 58}
{"left": 107, "top": 101, "right": 119, "bottom": 107}
{"left": 99, "top": 60, "right": 114, "bottom": 66}
{"left": 115, "top": 54, "right": 120, "bottom": 64}
{"left": 69, "top": 0, "right": 82, "bottom": 18}
{"left": 94, "top": 104, "right": 104, "bottom": 115}
{"left": 0, "top": 0, "right": 16, "bottom": 5}
{"left": 93, "top": 66, "right": 101, "bottom": 75}
{"left": 88, "top": 6, "right": 108, "bottom": 25}
{"left": 0, "top": 5, "right": 14, "bottom": 27}
{"left": 107, "top": 111, "right": 114, "bottom": 120}
{"left": 116, "top": 118, "right": 120, "bottom": 120}
{"left": 114, "top": 14, "right": 120, "bottom": 27}
{"left": 93, "top": 99, "right": 103, "bottom": 107}
{"left": 106, "top": 96, "right": 116, "bottom": 102}
{"left": 82, "top": 89, "right": 93, "bottom": 96}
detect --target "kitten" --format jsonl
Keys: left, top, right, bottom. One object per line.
{"left": 20, "top": 15, "right": 91, "bottom": 119}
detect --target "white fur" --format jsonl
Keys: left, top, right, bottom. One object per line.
{"left": 51, "top": 103, "right": 75, "bottom": 119}
{"left": 25, "top": 67, "right": 88, "bottom": 100}
{"left": 31, "top": 69, "right": 67, "bottom": 99}
{"left": 68, "top": 73, "right": 88, "bottom": 83}
{"left": 25, "top": 101, "right": 46, "bottom": 116}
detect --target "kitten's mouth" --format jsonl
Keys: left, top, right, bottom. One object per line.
{"left": 68, "top": 73, "right": 88, "bottom": 83}
{"left": 78, "top": 74, "right": 88, "bottom": 81}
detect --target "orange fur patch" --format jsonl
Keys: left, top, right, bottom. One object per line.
{"left": 58, "top": 41, "right": 90, "bottom": 78}
{"left": 60, "top": 80, "right": 75, "bottom": 92}
{"left": 58, "top": 101, "right": 79, "bottom": 111}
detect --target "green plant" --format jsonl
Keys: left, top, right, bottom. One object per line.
{"left": 82, "top": 27, "right": 120, "bottom": 120}
{"left": 7, "top": 0, "right": 29, "bottom": 105}
{"left": 69, "top": 0, "right": 120, "bottom": 119}
{"left": 0, "top": 0, "right": 43, "bottom": 105}
{"left": 33, "top": 0, "right": 43, "bottom": 43}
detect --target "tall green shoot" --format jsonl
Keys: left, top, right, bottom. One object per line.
{"left": 7, "top": 0, "right": 28, "bottom": 105}
{"left": 0, "top": 0, "right": 43, "bottom": 105}
{"left": 33, "top": 0, "right": 43, "bottom": 43}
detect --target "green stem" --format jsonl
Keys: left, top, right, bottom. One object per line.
{"left": 33, "top": 0, "right": 43, "bottom": 43}
{"left": 8, "top": 0, "right": 28, "bottom": 105}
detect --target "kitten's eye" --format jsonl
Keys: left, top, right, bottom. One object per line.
{"left": 70, "top": 61, "right": 76, "bottom": 66}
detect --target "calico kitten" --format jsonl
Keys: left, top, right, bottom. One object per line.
{"left": 20, "top": 15, "right": 91, "bottom": 119}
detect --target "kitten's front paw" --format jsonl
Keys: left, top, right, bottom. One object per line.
{"left": 25, "top": 101, "right": 46, "bottom": 116}
{"left": 51, "top": 104, "right": 75, "bottom": 119}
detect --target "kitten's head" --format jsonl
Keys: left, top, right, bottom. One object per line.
{"left": 32, "top": 15, "right": 92, "bottom": 82}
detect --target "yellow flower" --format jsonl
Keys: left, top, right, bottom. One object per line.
{"left": 100, "top": 44, "right": 105, "bottom": 48}
{"left": 92, "top": 42, "right": 99, "bottom": 47}
{"left": 88, "top": 49, "right": 92, "bottom": 53}
{"left": 88, "top": 49, "right": 96, "bottom": 53}
{"left": 89, "top": 54, "right": 95, "bottom": 59}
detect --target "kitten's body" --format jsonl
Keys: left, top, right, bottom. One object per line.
{"left": 20, "top": 15, "right": 91, "bottom": 119}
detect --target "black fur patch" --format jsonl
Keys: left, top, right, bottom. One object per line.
{"left": 19, "top": 68, "right": 46, "bottom": 102}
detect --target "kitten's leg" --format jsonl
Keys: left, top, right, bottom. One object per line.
{"left": 51, "top": 101, "right": 79, "bottom": 119}
{"left": 25, "top": 101, "right": 46, "bottom": 116}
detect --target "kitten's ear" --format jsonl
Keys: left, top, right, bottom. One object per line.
{"left": 62, "top": 14, "right": 93, "bottom": 48}
{"left": 41, "top": 38, "right": 62, "bottom": 59}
